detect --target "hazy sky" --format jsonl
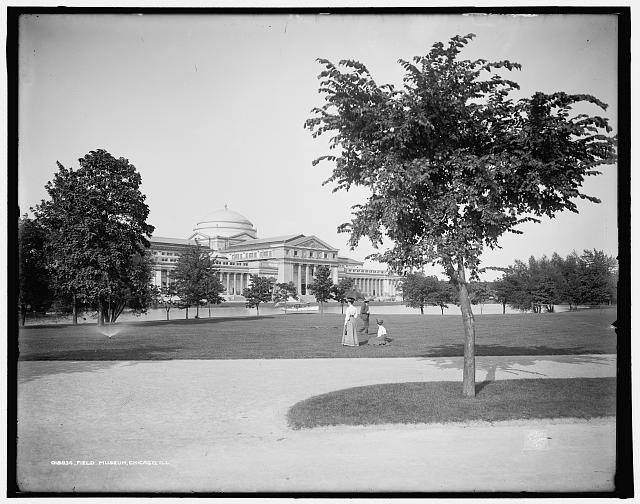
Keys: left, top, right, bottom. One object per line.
{"left": 18, "top": 13, "right": 619, "bottom": 280}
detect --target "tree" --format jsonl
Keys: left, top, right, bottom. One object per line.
{"left": 305, "top": 34, "right": 616, "bottom": 396}
{"left": 401, "top": 273, "right": 440, "bottom": 314}
{"left": 307, "top": 265, "right": 334, "bottom": 314}
{"left": 493, "top": 275, "right": 518, "bottom": 314}
{"left": 33, "top": 149, "right": 155, "bottom": 325}
{"left": 331, "top": 277, "right": 355, "bottom": 313}
{"left": 577, "top": 249, "right": 617, "bottom": 305}
{"left": 243, "top": 275, "right": 275, "bottom": 316}
{"left": 428, "top": 281, "right": 456, "bottom": 315}
{"left": 469, "top": 282, "right": 493, "bottom": 315}
{"left": 273, "top": 281, "right": 298, "bottom": 313}
{"left": 18, "top": 216, "right": 53, "bottom": 325}
{"left": 159, "top": 273, "right": 180, "bottom": 321}
{"left": 173, "top": 245, "right": 224, "bottom": 319}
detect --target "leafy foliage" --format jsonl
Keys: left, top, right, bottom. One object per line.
{"left": 401, "top": 273, "right": 441, "bottom": 314}
{"left": 496, "top": 250, "right": 617, "bottom": 312}
{"left": 173, "top": 245, "right": 224, "bottom": 318}
{"left": 33, "top": 149, "right": 155, "bottom": 324}
{"left": 305, "top": 34, "right": 616, "bottom": 396}
{"left": 18, "top": 216, "right": 53, "bottom": 324}
{"left": 331, "top": 277, "right": 355, "bottom": 313}
{"left": 242, "top": 275, "right": 275, "bottom": 316}
{"left": 273, "top": 281, "right": 298, "bottom": 303}
{"left": 307, "top": 265, "right": 334, "bottom": 314}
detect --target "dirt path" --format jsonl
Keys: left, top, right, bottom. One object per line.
{"left": 16, "top": 355, "right": 616, "bottom": 492}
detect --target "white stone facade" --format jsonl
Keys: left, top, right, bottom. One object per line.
{"left": 150, "top": 207, "right": 402, "bottom": 299}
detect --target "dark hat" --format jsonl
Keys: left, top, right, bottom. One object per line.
{"left": 376, "top": 319, "right": 383, "bottom": 324}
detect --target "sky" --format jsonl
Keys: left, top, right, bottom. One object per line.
{"left": 18, "top": 12, "right": 619, "bottom": 280}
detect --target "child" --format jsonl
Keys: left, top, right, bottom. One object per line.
{"left": 368, "top": 319, "right": 391, "bottom": 346}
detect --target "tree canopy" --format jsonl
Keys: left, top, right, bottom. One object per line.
{"left": 243, "top": 275, "right": 275, "bottom": 316}
{"left": 400, "top": 273, "right": 441, "bottom": 315}
{"left": 33, "top": 149, "right": 155, "bottom": 324}
{"left": 305, "top": 34, "right": 616, "bottom": 396}
{"left": 307, "top": 265, "right": 334, "bottom": 314}
{"left": 496, "top": 250, "right": 617, "bottom": 312}
{"left": 173, "top": 245, "right": 224, "bottom": 318}
{"left": 331, "top": 277, "right": 355, "bottom": 313}
{"left": 18, "top": 215, "right": 53, "bottom": 325}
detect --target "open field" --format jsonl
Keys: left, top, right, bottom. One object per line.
{"left": 18, "top": 307, "right": 617, "bottom": 360}
{"left": 287, "top": 377, "right": 616, "bottom": 429}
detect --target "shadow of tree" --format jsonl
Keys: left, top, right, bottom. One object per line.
{"left": 18, "top": 360, "right": 119, "bottom": 383}
{"left": 420, "top": 354, "right": 615, "bottom": 387}
{"left": 420, "top": 344, "right": 610, "bottom": 358}
{"left": 19, "top": 315, "right": 278, "bottom": 331}
{"left": 18, "top": 345, "right": 186, "bottom": 362}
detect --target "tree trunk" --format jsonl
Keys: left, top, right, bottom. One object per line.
{"left": 256, "top": 304, "right": 260, "bottom": 316}
{"left": 72, "top": 293, "right": 78, "bottom": 325}
{"left": 196, "top": 305, "right": 200, "bottom": 318}
{"left": 320, "top": 301, "right": 324, "bottom": 315}
{"left": 185, "top": 307, "right": 189, "bottom": 319}
{"left": 166, "top": 306, "right": 170, "bottom": 321}
{"left": 97, "top": 305, "right": 103, "bottom": 326}
{"left": 457, "top": 264, "right": 476, "bottom": 398}
{"left": 208, "top": 303, "right": 211, "bottom": 318}
{"left": 502, "top": 301, "right": 506, "bottom": 315}
{"left": 20, "top": 305, "right": 26, "bottom": 326}
{"left": 440, "top": 306, "right": 444, "bottom": 315}
{"left": 341, "top": 302, "right": 344, "bottom": 314}
{"left": 420, "top": 305, "right": 424, "bottom": 315}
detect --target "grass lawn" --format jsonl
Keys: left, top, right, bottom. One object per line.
{"left": 17, "top": 307, "right": 617, "bottom": 361}
{"left": 287, "top": 377, "right": 616, "bottom": 429}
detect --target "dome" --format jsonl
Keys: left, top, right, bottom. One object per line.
{"left": 193, "top": 205, "right": 258, "bottom": 239}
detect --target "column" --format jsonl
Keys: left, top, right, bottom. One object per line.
{"left": 155, "top": 269, "right": 162, "bottom": 288}
{"left": 226, "top": 273, "right": 230, "bottom": 294}
{"left": 305, "top": 264, "right": 309, "bottom": 294}
{"left": 332, "top": 266, "right": 338, "bottom": 283}
{"left": 296, "top": 264, "right": 302, "bottom": 296}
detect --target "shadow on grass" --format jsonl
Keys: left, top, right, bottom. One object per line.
{"left": 421, "top": 344, "right": 609, "bottom": 357}
{"left": 19, "top": 315, "right": 277, "bottom": 331}
{"left": 422, "top": 354, "right": 615, "bottom": 382}
{"left": 19, "top": 345, "right": 186, "bottom": 362}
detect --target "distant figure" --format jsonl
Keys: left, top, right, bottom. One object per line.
{"left": 342, "top": 298, "right": 359, "bottom": 347}
{"left": 369, "top": 319, "right": 391, "bottom": 346}
{"left": 359, "top": 299, "right": 370, "bottom": 335}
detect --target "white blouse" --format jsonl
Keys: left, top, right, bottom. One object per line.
{"left": 344, "top": 305, "right": 358, "bottom": 324}
{"left": 377, "top": 325, "right": 387, "bottom": 338}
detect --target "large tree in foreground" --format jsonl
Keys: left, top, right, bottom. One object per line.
{"left": 33, "top": 149, "right": 155, "bottom": 325}
{"left": 305, "top": 34, "right": 616, "bottom": 397}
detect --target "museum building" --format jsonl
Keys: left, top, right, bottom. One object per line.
{"left": 150, "top": 206, "right": 402, "bottom": 300}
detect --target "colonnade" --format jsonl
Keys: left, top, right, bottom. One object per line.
{"left": 351, "top": 277, "right": 401, "bottom": 297}
{"left": 218, "top": 271, "right": 252, "bottom": 296}
{"left": 293, "top": 263, "right": 339, "bottom": 295}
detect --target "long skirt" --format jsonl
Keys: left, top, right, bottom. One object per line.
{"left": 342, "top": 318, "right": 359, "bottom": 347}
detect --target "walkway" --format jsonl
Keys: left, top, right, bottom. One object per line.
{"left": 17, "top": 355, "right": 617, "bottom": 492}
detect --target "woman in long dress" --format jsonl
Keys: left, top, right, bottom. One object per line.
{"left": 342, "top": 298, "right": 359, "bottom": 347}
